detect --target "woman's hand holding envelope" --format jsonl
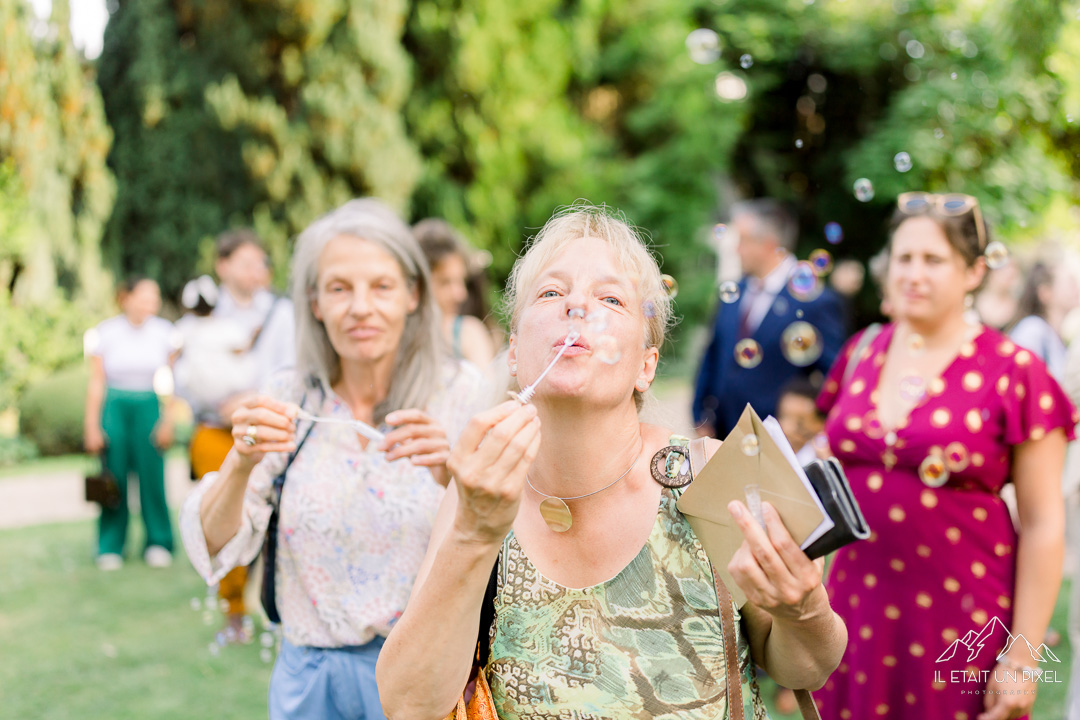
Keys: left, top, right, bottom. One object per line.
{"left": 726, "top": 499, "right": 829, "bottom": 623}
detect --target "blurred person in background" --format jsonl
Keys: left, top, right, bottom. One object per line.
{"left": 84, "top": 276, "right": 181, "bottom": 571}
{"left": 693, "top": 198, "right": 847, "bottom": 438}
{"left": 209, "top": 230, "right": 297, "bottom": 637}
{"left": 181, "top": 199, "right": 486, "bottom": 719}
{"left": 975, "top": 260, "right": 1021, "bottom": 331}
{"left": 414, "top": 218, "right": 497, "bottom": 369}
{"left": 815, "top": 192, "right": 1073, "bottom": 720}
{"left": 1008, "top": 258, "right": 1079, "bottom": 381}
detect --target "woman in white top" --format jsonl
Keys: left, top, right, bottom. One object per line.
{"left": 1009, "top": 259, "right": 1079, "bottom": 380}
{"left": 84, "top": 276, "right": 181, "bottom": 570}
{"left": 180, "top": 199, "right": 487, "bottom": 720}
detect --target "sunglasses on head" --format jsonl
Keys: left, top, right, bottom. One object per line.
{"left": 897, "top": 192, "right": 987, "bottom": 253}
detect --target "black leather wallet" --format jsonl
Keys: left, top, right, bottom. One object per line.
{"left": 801, "top": 457, "right": 870, "bottom": 560}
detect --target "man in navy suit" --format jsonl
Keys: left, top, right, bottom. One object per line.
{"left": 693, "top": 199, "right": 848, "bottom": 438}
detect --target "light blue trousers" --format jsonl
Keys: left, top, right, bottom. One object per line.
{"left": 269, "top": 637, "right": 386, "bottom": 720}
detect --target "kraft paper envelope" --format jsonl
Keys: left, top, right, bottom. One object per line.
{"left": 676, "top": 404, "right": 826, "bottom": 608}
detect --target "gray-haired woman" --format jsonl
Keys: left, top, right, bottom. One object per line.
{"left": 180, "top": 199, "right": 487, "bottom": 720}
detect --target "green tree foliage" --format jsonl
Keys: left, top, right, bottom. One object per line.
{"left": 99, "top": 0, "right": 421, "bottom": 292}
{"left": 0, "top": 0, "right": 114, "bottom": 411}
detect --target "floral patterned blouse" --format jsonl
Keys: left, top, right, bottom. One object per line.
{"left": 180, "top": 361, "right": 488, "bottom": 648}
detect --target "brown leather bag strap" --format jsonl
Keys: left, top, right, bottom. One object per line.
{"left": 689, "top": 436, "right": 821, "bottom": 720}
{"left": 710, "top": 565, "right": 746, "bottom": 720}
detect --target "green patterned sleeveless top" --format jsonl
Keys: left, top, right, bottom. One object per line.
{"left": 483, "top": 485, "right": 770, "bottom": 719}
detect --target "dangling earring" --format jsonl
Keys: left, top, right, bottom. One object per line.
{"left": 510, "top": 363, "right": 518, "bottom": 376}
{"left": 636, "top": 380, "right": 649, "bottom": 392}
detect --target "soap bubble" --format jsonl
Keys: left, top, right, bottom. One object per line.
{"left": 898, "top": 375, "right": 926, "bottom": 403}
{"left": 202, "top": 611, "right": 215, "bottom": 626}
{"left": 809, "top": 249, "right": 833, "bottom": 276}
{"left": 661, "top": 274, "right": 679, "bottom": 299}
{"left": 984, "top": 241, "right": 1009, "bottom": 270}
{"left": 714, "top": 72, "right": 749, "bottom": 102}
{"left": 894, "top": 152, "right": 913, "bottom": 172}
{"left": 595, "top": 335, "right": 621, "bottom": 364}
{"left": 260, "top": 648, "right": 274, "bottom": 663}
{"left": 824, "top": 222, "right": 843, "bottom": 245}
{"left": 781, "top": 321, "right": 823, "bottom": 366}
{"left": 584, "top": 311, "right": 609, "bottom": 335}
{"left": 905, "top": 40, "right": 925, "bottom": 59}
{"left": 741, "top": 435, "right": 761, "bottom": 456}
{"left": 795, "top": 309, "right": 804, "bottom": 319}
{"left": 934, "top": 128, "right": 945, "bottom": 139}
{"left": 789, "top": 261, "right": 823, "bottom": 301}
{"left": 854, "top": 178, "right": 875, "bottom": 202}
{"left": 189, "top": 597, "right": 201, "bottom": 612}
{"left": 919, "top": 455, "right": 950, "bottom": 488}
{"left": 945, "top": 442, "right": 970, "bottom": 472}
{"left": 260, "top": 632, "right": 275, "bottom": 648}
{"left": 208, "top": 643, "right": 221, "bottom": 657}
{"left": 734, "top": 338, "right": 763, "bottom": 368}
{"left": 686, "top": 28, "right": 721, "bottom": 64}
{"left": 214, "top": 632, "right": 227, "bottom": 647}
{"left": 713, "top": 223, "right": 727, "bottom": 240}
{"left": 795, "top": 139, "right": 804, "bottom": 148}
{"left": 720, "top": 281, "right": 740, "bottom": 303}
{"left": 739, "top": 54, "right": 754, "bottom": 69}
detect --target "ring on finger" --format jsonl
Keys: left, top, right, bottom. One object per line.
{"left": 242, "top": 424, "right": 258, "bottom": 447}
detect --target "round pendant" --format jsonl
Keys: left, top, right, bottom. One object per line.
{"left": 650, "top": 446, "right": 692, "bottom": 487}
{"left": 539, "top": 497, "right": 573, "bottom": 533}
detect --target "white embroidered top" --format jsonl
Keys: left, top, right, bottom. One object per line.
{"left": 180, "top": 361, "right": 488, "bottom": 647}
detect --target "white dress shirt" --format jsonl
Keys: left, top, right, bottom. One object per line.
{"left": 742, "top": 254, "right": 796, "bottom": 335}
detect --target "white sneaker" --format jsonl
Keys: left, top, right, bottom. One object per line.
{"left": 96, "top": 553, "right": 123, "bottom": 571}
{"left": 144, "top": 546, "right": 173, "bottom": 568}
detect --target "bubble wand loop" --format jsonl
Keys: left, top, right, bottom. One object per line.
{"left": 295, "top": 408, "right": 386, "bottom": 443}
{"left": 509, "top": 330, "right": 580, "bottom": 405}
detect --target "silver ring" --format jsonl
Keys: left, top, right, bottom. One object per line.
{"left": 242, "top": 424, "right": 258, "bottom": 446}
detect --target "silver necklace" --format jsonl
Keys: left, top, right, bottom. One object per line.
{"left": 526, "top": 439, "right": 644, "bottom": 533}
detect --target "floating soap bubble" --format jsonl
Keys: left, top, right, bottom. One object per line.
{"left": 854, "top": 178, "right": 875, "bottom": 202}
{"left": 660, "top": 274, "right": 679, "bottom": 299}
{"left": 945, "top": 442, "right": 970, "bottom": 472}
{"left": 789, "top": 261, "right": 823, "bottom": 301}
{"left": 260, "top": 648, "right": 274, "bottom": 663}
{"left": 719, "top": 281, "right": 740, "bottom": 303}
{"left": 934, "top": 127, "right": 945, "bottom": 139}
{"left": 208, "top": 643, "right": 221, "bottom": 657}
{"left": 809, "top": 249, "right": 833, "bottom": 276}
{"left": 919, "top": 454, "right": 949, "bottom": 488}
{"left": 713, "top": 223, "right": 727, "bottom": 240}
{"left": 905, "top": 40, "right": 925, "bottom": 59}
{"left": 894, "top": 152, "right": 913, "bottom": 173}
{"left": 824, "top": 222, "right": 843, "bottom": 245}
{"left": 984, "top": 241, "right": 1008, "bottom": 270}
{"left": 714, "top": 72, "right": 749, "bottom": 102}
{"left": 739, "top": 54, "right": 754, "bottom": 69}
{"left": 202, "top": 611, "right": 215, "bottom": 626}
{"left": 686, "top": 28, "right": 721, "bottom": 64}
{"left": 741, "top": 434, "right": 761, "bottom": 457}
{"left": 899, "top": 375, "right": 926, "bottom": 403}
{"left": 190, "top": 597, "right": 201, "bottom": 612}
{"left": 795, "top": 309, "right": 804, "bottom": 319}
{"left": 215, "top": 632, "right": 227, "bottom": 647}
{"left": 781, "top": 321, "right": 823, "bottom": 366}
{"left": 584, "top": 311, "right": 609, "bottom": 335}
{"left": 260, "top": 632, "right": 275, "bottom": 648}
{"left": 734, "top": 338, "right": 763, "bottom": 368}
{"left": 595, "top": 335, "right": 621, "bottom": 364}
{"left": 795, "top": 139, "right": 804, "bottom": 149}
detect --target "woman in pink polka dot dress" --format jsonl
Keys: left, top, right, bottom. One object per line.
{"left": 814, "top": 194, "right": 1075, "bottom": 720}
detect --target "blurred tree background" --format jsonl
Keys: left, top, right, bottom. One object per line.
{"left": 3, "top": 0, "right": 1080, "bottom": 440}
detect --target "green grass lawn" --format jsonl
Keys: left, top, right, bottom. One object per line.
{"left": 0, "top": 519, "right": 273, "bottom": 720}
{"left": 0, "top": 517, "right": 1073, "bottom": 719}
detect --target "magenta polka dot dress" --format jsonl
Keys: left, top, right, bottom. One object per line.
{"left": 814, "top": 324, "right": 1076, "bottom": 720}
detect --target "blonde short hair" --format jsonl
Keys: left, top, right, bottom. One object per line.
{"left": 503, "top": 203, "right": 674, "bottom": 410}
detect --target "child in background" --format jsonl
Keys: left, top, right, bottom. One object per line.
{"left": 776, "top": 376, "right": 826, "bottom": 466}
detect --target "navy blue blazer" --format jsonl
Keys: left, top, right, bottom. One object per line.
{"left": 692, "top": 276, "right": 848, "bottom": 437}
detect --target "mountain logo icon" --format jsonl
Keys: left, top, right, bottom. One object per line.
{"left": 936, "top": 616, "right": 1061, "bottom": 664}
